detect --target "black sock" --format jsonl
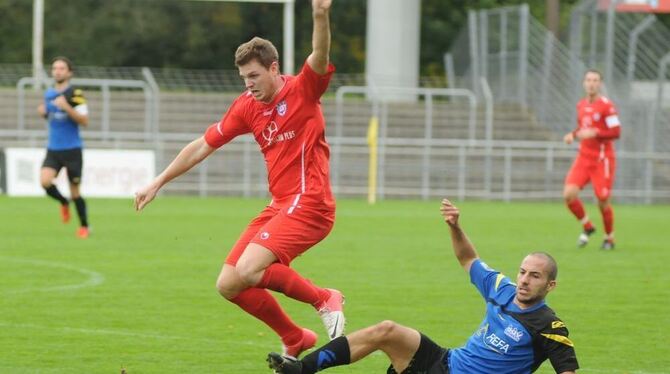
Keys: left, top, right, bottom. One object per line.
{"left": 73, "top": 197, "right": 88, "bottom": 227}
{"left": 45, "top": 185, "right": 68, "bottom": 205}
{"left": 301, "top": 336, "right": 351, "bottom": 373}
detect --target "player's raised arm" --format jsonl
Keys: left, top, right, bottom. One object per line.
{"left": 135, "top": 136, "right": 215, "bottom": 211}
{"left": 440, "top": 199, "right": 479, "bottom": 272}
{"left": 306, "top": 0, "right": 332, "bottom": 75}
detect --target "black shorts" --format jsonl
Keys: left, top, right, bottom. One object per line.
{"left": 42, "top": 148, "right": 83, "bottom": 184}
{"left": 387, "top": 333, "right": 449, "bottom": 374}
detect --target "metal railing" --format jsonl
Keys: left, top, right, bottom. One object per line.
{"left": 16, "top": 76, "right": 158, "bottom": 140}
{"left": 333, "top": 85, "right": 482, "bottom": 200}
{"left": 3, "top": 127, "right": 669, "bottom": 203}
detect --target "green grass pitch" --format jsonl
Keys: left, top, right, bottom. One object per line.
{"left": 1, "top": 196, "right": 668, "bottom": 373}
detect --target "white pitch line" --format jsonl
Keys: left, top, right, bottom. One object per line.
{"left": 1, "top": 256, "right": 105, "bottom": 294}
{"left": 0, "top": 321, "right": 263, "bottom": 347}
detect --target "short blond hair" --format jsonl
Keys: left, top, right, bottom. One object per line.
{"left": 234, "top": 37, "right": 279, "bottom": 69}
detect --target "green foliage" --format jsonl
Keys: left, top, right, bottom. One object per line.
{"left": 1, "top": 196, "right": 669, "bottom": 372}
{"left": 0, "top": 0, "right": 587, "bottom": 75}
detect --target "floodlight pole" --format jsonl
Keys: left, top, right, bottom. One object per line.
{"left": 32, "top": 0, "right": 44, "bottom": 89}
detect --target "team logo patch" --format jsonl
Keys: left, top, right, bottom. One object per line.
{"left": 277, "top": 100, "right": 287, "bottom": 116}
{"left": 504, "top": 325, "right": 524, "bottom": 342}
{"left": 260, "top": 232, "right": 270, "bottom": 240}
{"left": 552, "top": 321, "right": 566, "bottom": 329}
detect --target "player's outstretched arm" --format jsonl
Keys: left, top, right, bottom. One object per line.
{"left": 440, "top": 199, "right": 479, "bottom": 272}
{"left": 306, "top": 0, "right": 332, "bottom": 75}
{"left": 135, "top": 136, "right": 215, "bottom": 211}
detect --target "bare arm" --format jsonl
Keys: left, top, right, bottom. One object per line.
{"left": 560, "top": 371, "right": 576, "bottom": 374}
{"left": 135, "top": 136, "right": 216, "bottom": 211}
{"left": 440, "top": 199, "right": 479, "bottom": 272}
{"left": 53, "top": 95, "right": 88, "bottom": 126}
{"left": 306, "top": 0, "right": 332, "bottom": 75}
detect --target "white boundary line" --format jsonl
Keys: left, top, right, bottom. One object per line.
{"left": 1, "top": 257, "right": 105, "bottom": 294}
{"left": 0, "top": 321, "right": 262, "bottom": 347}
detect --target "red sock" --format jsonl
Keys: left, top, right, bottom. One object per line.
{"left": 258, "top": 263, "right": 330, "bottom": 308}
{"left": 567, "top": 199, "right": 593, "bottom": 230}
{"left": 600, "top": 205, "right": 614, "bottom": 237}
{"left": 229, "top": 287, "right": 302, "bottom": 345}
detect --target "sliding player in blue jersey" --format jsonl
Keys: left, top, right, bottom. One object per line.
{"left": 268, "top": 199, "right": 578, "bottom": 374}
{"left": 37, "top": 57, "right": 90, "bottom": 238}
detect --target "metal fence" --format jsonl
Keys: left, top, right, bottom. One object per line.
{"left": 568, "top": 0, "right": 670, "bottom": 154}
{"left": 444, "top": 3, "right": 670, "bottom": 204}
{"left": 3, "top": 21, "right": 670, "bottom": 204}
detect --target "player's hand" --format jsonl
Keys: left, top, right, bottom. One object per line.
{"left": 312, "top": 0, "right": 332, "bottom": 13}
{"left": 576, "top": 128, "right": 597, "bottom": 140}
{"left": 440, "top": 198, "right": 460, "bottom": 227}
{"left": 53, "top": 95, "right": 70, "bottom": 110}
{"left": 37, "top": 103, "right": 47, "bottom": 118}
{"left": 563, "top": 132, "right": 574, "bottom": 144}
{"left": 134, "top": 183, "right": 160, "bottom": 212}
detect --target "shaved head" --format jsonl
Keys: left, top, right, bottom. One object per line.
{"left": 527, "top": 251, "right": 558, "bottom": 281}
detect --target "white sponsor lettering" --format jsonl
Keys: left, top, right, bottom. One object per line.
{"left": 504, "top": 325, "right": 524, "bottom": 342}
{"left": 261, "top": 121, "right": 295, "bottom": 148}
{"left": 485, "top": 333, "right": 510, "bottom": 353}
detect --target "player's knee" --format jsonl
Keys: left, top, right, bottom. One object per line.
{"left": 597, "top": 198, "right": 610, "bottom": 210}
{"left": 371, "top": 320, "right": 399, "bottom": 343}
{"left": 40, "top": 176, "right": 53, "bottom": 189}
{"left": 563, "top": 188, "right": 577, "bottom": 201}
{"left": 216, "top": 274, "right": 242, "bottom": 299}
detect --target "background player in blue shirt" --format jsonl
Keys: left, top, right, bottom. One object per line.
{"left": 37, "top": 56, "right": 90, "bottom": 239}
{"left": 268, "top": 199, "right": 578, "bottom": 374}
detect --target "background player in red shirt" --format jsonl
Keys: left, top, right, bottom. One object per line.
{"left": 134, "top": 0, "right": 344, "bottom": 358}
{"left": 563, "top": 69, "right": 621, "bottom": 250}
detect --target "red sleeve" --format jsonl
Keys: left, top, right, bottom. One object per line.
{"left": 204, "top": 97, "right": 250, "bottom": 148}
{"left": 295, "top": 60, "right": 336, "bottom": 101}
{"left": 596, "top": 126, "right": 621, "bottom": 140}
{"left": 597, "top": 102, "right": 621, "bottom": 140}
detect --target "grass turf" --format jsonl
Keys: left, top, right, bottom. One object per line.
{"left": 0, "top": 196, "right": 668, "bottom": 373}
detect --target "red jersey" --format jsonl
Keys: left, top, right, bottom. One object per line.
{"left": 574, "top": 96, "right": 621, "bottom": 159}
{"left": 204, "top": 61, "right": 336, "bottom": 208}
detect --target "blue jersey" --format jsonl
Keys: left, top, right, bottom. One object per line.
{"left": 448, "top": 259, "right": 578, "bottom": 374}
{"left": 44, "top": 86, "right": 87, "bottom": 150}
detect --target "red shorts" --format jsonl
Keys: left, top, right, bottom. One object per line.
{"left": 565, "top": 154, "right": 616, "bottom": 200}
{"left": 225, "top": 198, "right": 335, "bottom": 266}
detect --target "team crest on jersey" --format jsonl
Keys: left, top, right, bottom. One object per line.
{"left": 504, "top": 325, "right": 524, "bottom": 342}
{"left": 277, "top": 100, "right": 287, "bottom": 116}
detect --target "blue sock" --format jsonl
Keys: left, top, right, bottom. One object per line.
{"left": 301, "top": 336, "right": 350, "bottom": 373}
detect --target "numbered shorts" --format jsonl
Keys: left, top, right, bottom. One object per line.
{"left": 225, "top": 202, "right": 335, "bottom": 266}
{"left": 42, "top": 148, "right": 83, "bottom": 184}
{"left": 565, "top": 155, "right": 616, "bottom": 200}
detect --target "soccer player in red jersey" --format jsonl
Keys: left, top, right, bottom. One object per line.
{"left": 563, "top": 69, "right": 621, "bottom": 250}
{"left": 135, "top": 0, "right": 344, "bottom": 358}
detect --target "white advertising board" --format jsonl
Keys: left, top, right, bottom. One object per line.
{"left": 5, "top": 148, "right": 155, "bottom": 198}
